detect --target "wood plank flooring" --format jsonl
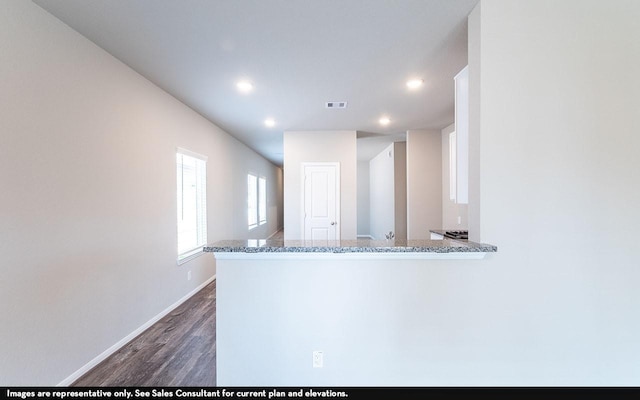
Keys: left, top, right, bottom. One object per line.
{"left": 72, "top": 280, "right": 216, "bottom": 387}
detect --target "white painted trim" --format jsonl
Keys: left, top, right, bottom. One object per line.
{"left": 212, "top": 252, "right": 487, "bottom": 260}
{"left": 267, "top": 229, "right": 283, "bottom": 239}
{"left": 176, "top": 146, "right": 208, "bottom": 161}
{"left": 57, "top": 275, "right": 217, "bottom": 387}
{"left": 357, "top": 234, "right": 374, "bottom": 239}
{"left": 258, "top": 176, "right": 267, "bottom": 225}
{"left": 177, "top": 247, "right": 205, "bottom": 265}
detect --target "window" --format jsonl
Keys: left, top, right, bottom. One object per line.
{"left": 177, "top": 148, "right": 207, "bottom": 263}
{"left": 248, "top": 174, "right": 267, "bottom": 229}
{"left": 248, "top": 174, "right": 258, "bottom": 229}
{"left": 259, "top": 177, "right": 267, "bottom": 225}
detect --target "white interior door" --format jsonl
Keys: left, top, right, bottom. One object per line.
{"left": 302, "top": 163, "right": 340, "bottom": 241}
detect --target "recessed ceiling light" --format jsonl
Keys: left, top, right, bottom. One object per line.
{"left": 379, "top": 117, "right": 391, "bottom": 126}
{"left": 406, "top": 79, "right": 424, "bottom": 90}
{"left": 264, "top": 118, "right": 276, "bottom": 127}
{"left": 236, "top": 80, "right": 253, "bottom": 93}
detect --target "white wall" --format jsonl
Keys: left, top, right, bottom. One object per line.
{"left": 406, "top": 129, "right": 442, "bottom": 239}
{"left": 463, "top": 0, "right": 640, "bottom": 384}
{"left": 369, "top": 144, "right": 394, "bottom": 240}
{"left": 215, "top": 256, "right": 497, "bottom": 386}
{"left": 360, "top": 142, "right": 406, "bottom": 240}
{"left": 393, "top": 142, "right": 407, "bottom": 240}
{"left": 0, "top": 1, "right": 282, "bottom": 385}
{"left": 283, "top": 131, "right": 357, "bottom": 240}
{"left": 441, "top": 123, "right": 468, "bottom": 230}
{"left": 356, "top": 161, "right": 370, "bottom": 237}
{"left": 275, "top": 167, "right": 285, "bottom": 233}
{"left": 468, "top": 3, "right": 481, "bottom": 242}
{"left": 368, "top": 142, "right": 407, "bottom": 241}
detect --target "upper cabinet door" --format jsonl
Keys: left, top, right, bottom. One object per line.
{"left": 454, "top": 65, "right": 469, "bottom": 204}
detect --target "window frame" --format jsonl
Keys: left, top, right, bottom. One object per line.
{"left": 258, "top": 176, "right": 267, "bottom": 226}
{"left": 176, "top": 147, "right": 208, "bottom": 265}
{"left": 248, "top": 173, "right": 267, "bottom": 230}
{"left": 248, "top": 173, "right": 259, "bottom": 230}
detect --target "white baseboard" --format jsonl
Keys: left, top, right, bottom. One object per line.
{"left": 267, "top": 228, "right": 283, "bottom": 239}
{"left": 357, "top": 234, "right": 374, "bottom": 239}
{"left": 57, "top": 274, "right": 216, "bottom": 386}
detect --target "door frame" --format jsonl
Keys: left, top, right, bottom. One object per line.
{"left": 300, "top": 162, "right": 341, "bottom": 241}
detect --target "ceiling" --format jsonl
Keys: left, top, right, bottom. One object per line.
{"left": 33, "top": 0, "right": 478, "bottom": 166}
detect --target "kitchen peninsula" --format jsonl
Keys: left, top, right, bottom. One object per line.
{"left": 205, "top": 238, "right": 496, "bottom": 386}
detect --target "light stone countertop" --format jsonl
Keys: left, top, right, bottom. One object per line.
{"left": 204, "top": 238, "right": 497, "bottom": 254}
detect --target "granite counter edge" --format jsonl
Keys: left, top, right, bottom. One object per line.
{"left": 203, "top": 244, "right": 498, "bottom": 254}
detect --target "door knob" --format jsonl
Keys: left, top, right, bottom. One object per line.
{"left": 330, "top": 221, "right": 336, "bottom": 226}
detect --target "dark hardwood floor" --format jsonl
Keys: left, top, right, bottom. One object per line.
{"left": 72, "top": 280, "right": 216, "bottom": 387}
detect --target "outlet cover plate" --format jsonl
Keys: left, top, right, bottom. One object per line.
{"left": 313, "top": 351, "right": 323, "bottom": 368}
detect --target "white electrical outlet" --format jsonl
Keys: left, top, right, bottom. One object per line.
{"left": 187, "top": 270, "right": 192, "bottom": 281}
{"left": 457, "top": 216, "right": 462, "bottom": 224}
{"left": 312, "top": 351, "right": 323, "bottom": 368}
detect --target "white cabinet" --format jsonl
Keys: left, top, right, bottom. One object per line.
{"left": 454, "top": 65, "right": 469, "bottom": 204}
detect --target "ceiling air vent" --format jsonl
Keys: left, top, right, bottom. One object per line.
{"left": 325, "top": 101, "right": 348, "bottom": 109}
